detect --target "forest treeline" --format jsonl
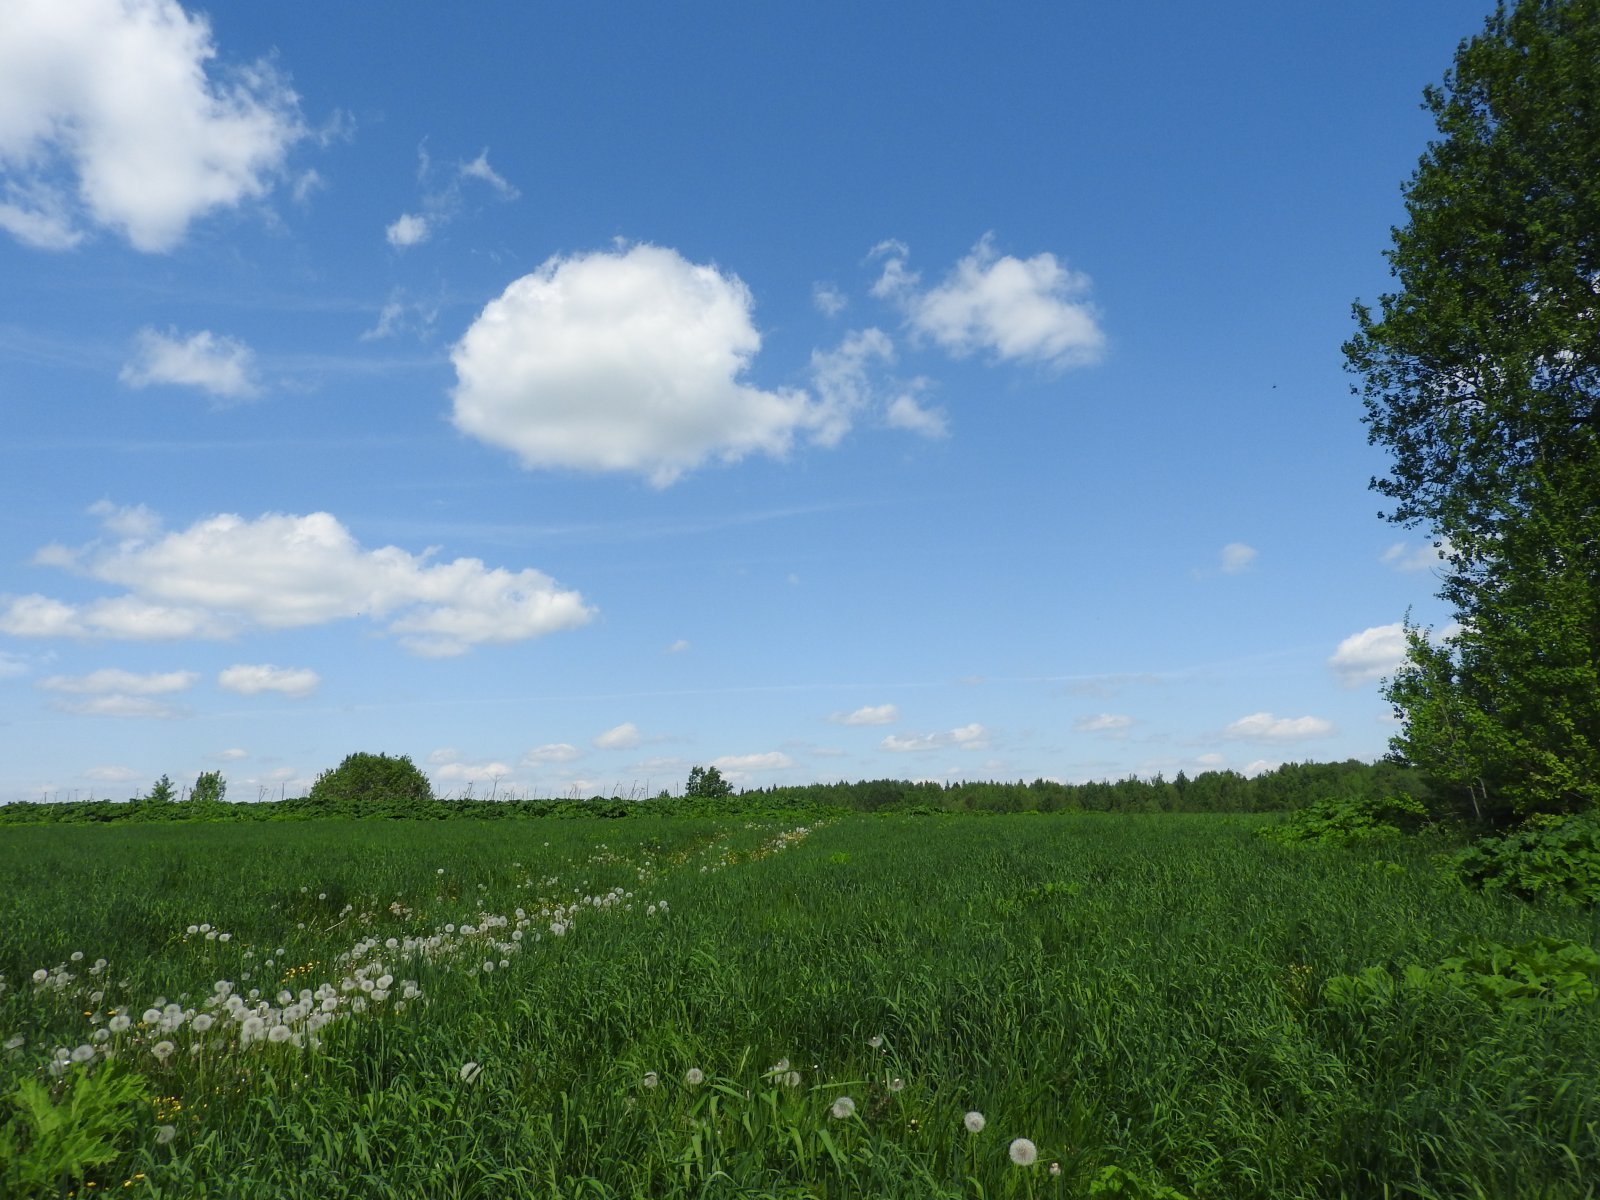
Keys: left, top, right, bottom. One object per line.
{"left": 0, "top": 758, "right": 1425, "bottom": 825}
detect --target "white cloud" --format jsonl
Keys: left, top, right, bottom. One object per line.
{"left": 119, "top": 328, "right": 262, "bottom": 401}
{"left": 710, "top": 751, "right": 794, "bottom": 776}
{"left": 808, "top": 328, "right": 893, "bottom": 445}
{"left": 87, "top": 499, "right": 160, "bottom": 539}
{"left": 1219, "top": 542, "right": 1257, "bottom": 574}
{"left": 884, "top": 393, "right": 949, "bottom": 438}
{"left": 52, "top": 694, "right": 185, "bottom": 719}
{"left": 828, "top": 703, "right": 899, "bottom": 726}
{"left": 211, "top": 747, "right": 249, "bottom": 761}
{"left": 0, "top": 0, "right": 305, "bottom": 252}
{"left": 1328, "top": 623, "right": 1410, "bottom": 687}
{"left": 812, "top": 281, "right": 847, "bottom": 316}
{"left": 3, "top": 503, "right": 594, "bottom": 656}
{"left": 873, "top": 235, "right": 1104, "bottom": 368}
{"left": 1195, "top": 752, "right": 1227, "bottom": 768}
{"left": 665, "top": 638, "right": 691, "bottom": 654}
{"left": 218, "top": 663, "right": 319, "bottom": 698}
{"left": 433, "top": 760, "right": 511, "bottom": 784}
{"left": 881, "top": 723, "right": 989, "bottom": 752}
{"left": 38, "top": 667, "right": 197, "bottom": 695}
{"left": 84, "top": 765, "right": 141, "bottom": 782}
{"left": 1241, "top": 759, "right": 1280, "bottom": 778}
{"left": 450, "top": 244, "right": 837, "bottom": 486}
{"left": 386, "top": 212, "right": 430, "bottom": 247}
{"left": 1223, "top": 712, "right": 1336, "bottom": 742}
{"left": 0, "top": 650, "right": 31, "bottom": 679}
{"left": 459, "top": 149, "right": 517, "bottom": 198}
{"left": 593, "top": 722, "right": 641, "bottom": 750}
{"left": 1074, "top": 713, "right": 1134, "bottom": 734}
{"left": 522, "top": 743, "right": 582, "bottom": 765}
{"left": 1381, "top": 539, "right": 1453, "bottom": 572}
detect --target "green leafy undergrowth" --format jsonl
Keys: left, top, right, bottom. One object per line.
{"left": 0, "top": 1061, "right": 152, "bottom": 1198}
{"left": 1324, "top": 936, "right": 1600, "bottom": 1013}
{"left": 1452, "top": 811, "right": 1600, "bottom": 904}
{"left": 1257, "top": 794, "right": 1428, "bottom": 848}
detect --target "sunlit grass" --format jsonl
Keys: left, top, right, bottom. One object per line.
{"left": 2, "top": 813, "right": 1596, "bottom": 1198}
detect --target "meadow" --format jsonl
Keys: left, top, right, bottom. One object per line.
{"left": 2, "top": 812, "right": 1597, "bottom": 1199}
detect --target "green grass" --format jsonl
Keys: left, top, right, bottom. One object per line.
{"left": 2, "top": 813, "right": 1597, "bottom": 1198}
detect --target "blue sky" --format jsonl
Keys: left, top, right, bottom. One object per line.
{"left": 0, "top": 1, "right": 1481, "bottom": 801}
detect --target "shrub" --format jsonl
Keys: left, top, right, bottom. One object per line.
{"left": 1324, "top": 937, "right": 1600, "bottom": 1014}
{"left": 1257, "top": 794, "right": 1428, "bottom": 848}
{"left": 308, "top": 752, "right": 433, "bottom": 816}
{"left": 1451, "top": 811, "right": 1600, "bottom": 904}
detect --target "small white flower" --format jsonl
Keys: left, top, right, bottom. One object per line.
{"left": 642, "top": 1071, "right": 659, "bottom": 1089}
{"left": 867, "top": 1035, "right": 883, "bottom": 1049}
{"left": 964, "top": 1111, "right": 986, "bottom": 1133}
{"left": 1050, "top": 1162, "right": 1062, "bottom": 1177}
{"left": 830, "top": 1096, "right": 856, "bottom": 1119}
{"left": 70, "top": 1044, "right": 95, "bottom": 1063}
{"left": 31, "top": 969, "right": 47, "bottom": 984}
{"left": 192, "top": 1014, "right": 214, "bottom": 1033}
{"left": 108, "top": 1015, "right": 131, "bottom": 1033}
{"left": 460, "top": 1061, "right": 483, "bottom": 1085}
{"left": 888, "top": 1077, "right": 905, "bottom": 1092}
{"left": 152, "top": 1040, "right": 176, "bottom": 1061}
{"left": 267, "top": 1025, "right": 292, "bottom": 1043}
{"left": 1009, "top": 1138, "right": 1038, "bottom": 1166}
{"left": 684, "top": 1067, "right": 704, "bottom": 1086}
{"left": 143, "top": 1008, "right": 162, "bottom": 1025}
{"left": 156, "top": 1124, "right": 176, "bottom": 1145}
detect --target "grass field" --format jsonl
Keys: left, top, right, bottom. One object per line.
{"left": 2, "top": 813, "right": 1597, "bottom": 1199}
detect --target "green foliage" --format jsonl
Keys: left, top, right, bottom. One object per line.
{"left": 1088, "top": 1164, "right": 1191, "bottom": 1200}
{"left": 1346, "top": 0, "right": 1600, "bottom": 821}
{"left": 684, "top": 765, "right": 733, "bottom": 800}
{"left": 0, "top": 1062, "right": 152, "bottom": 1197}
{"left": 1451, "top": 811, "right": 1600, "bottom": 903}
{"left": 1258, "top": 794, "right": 1428, "bottom": 847}
{"left": 189, "top": 770, "right": 226, "bottom": 806}
{"left": 1325, "top": 937, "right": 1600, "bottom": 1014}
{"left": 308, "top": 752, "right": 433, "bottom": 815}
{"left": 145, "top": 774, "right": 176, "bottom": 804}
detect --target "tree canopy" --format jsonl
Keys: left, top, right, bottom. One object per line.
{"left": 1346, "top": 0, "right": 1600, "bottom": 819}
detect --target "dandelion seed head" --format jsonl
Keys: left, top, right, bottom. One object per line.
{"left": 1009, "top": 1138, "right": 1038, "bottom": 1166}
{"left": 868, "top": 1035, "right": 883, "bottom": 1049}
{"left": 684, "top": 1067, "right": 704, "bottom": 1086}
{"left": 642, "top": 1071, "right": 659, "bottom": 1089}
{"left": 831, "top": 1096, "right": 856, "bottom": 1119}
{"left": 459, "top": 1060, "right": 482, "bottom": 1085}
{"left": 964, "top": 1111, "right": 986, "bottom": 1133}
{"left": 156, "top": 1124, "right": 176, "bottom": 1145}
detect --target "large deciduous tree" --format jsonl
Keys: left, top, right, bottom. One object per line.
{"left": 1345, "top": 0, "right": 1600, "bottom": 820}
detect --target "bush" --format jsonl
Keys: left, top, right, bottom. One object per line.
{"left": 1257, "top": 794, "right": 1428, "bottom": 847}
{"left": 1451, "top": 811, "right": 1600, "bottom": 904}
{"left": 307, "top": 752, "right": 433, "bottom": 816}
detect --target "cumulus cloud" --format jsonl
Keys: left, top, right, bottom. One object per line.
{"left": 119, "top": 328, "right": 262, "bottom": 401}
{"left": 1074, "top": 713, "right": 1134, "bottom": 734}
{"left": 385, "top": 212, "right": 430, "bottom": 247}
{"left": 881, "top": 723, "right": 989, "bottom": 752}
{"left": 38, "top": 667, "right": 197, "bottom": 694}
{"left": 1381, "top": 539, "right": 1453, "bottom": 572}
{"left": 1, "top": 503, "right": 594, "bottom": 656}
{"left": 218, "top": 663, "right": 319, "bottom": 697}
{"left": 710, "top": 751, "right": 794, "bottom": 777}
{"left": 1219, "top": 543, "right": 1258, "bottom": 574}
{"left": 1328, "top": 623, "right": 1409, "bottom": 687}
{"left": 884, "top": 393, "right": 948, "bottom": 438}
{"left": 0, "top": 0, "right": 305, "bottom": 252}
{"left": 1222, "top": 712, "right": 1336, "bottom": 742}
{"left": 872, "top": 235, "right": 1104, "bottom": 368}
{"left": 593, "top": 722, "right": 641, "bottom": 750}
{"left": 451, "top": 244, "right": 837, "bottom": 486}
{"left": 828, "top": 704, "right": 899, "bottom": 726}
{"left": 522, "top": 743, "right": 582, "bottom": 765}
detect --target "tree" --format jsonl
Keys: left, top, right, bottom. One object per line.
{"left": 1345, "top": 0, "right": 1600, "bottom": 820}
{"left": 684, "top": 765, "right": 733, "bottom": 800}
{"left": 145, "top": 775, "right": 176, "bottom": 804}
{"left": 190, "top": 771, "right": 226, "bottom": 806}
{"left": 309, "top": 752, "right": 433, "bottom": 814}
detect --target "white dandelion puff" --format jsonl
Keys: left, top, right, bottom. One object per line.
{"left": 642, "top": 1071, "right": 659, "bottom": 1089}
{"left": 684, "top": 1067, "right": 704, "bottom": 1086}
{"left": 460, "top": 1061, "right": 483, "bottom": 1085}
{"left": 830, "top": 1096, "right": 856, "bottom": 1119}
{"left": 1009, "top": 1138, "right": 1038, "bottom": 1166}
{"left": 152, "top": 1040, "right": 176, "bottom": 1062}
{"left": 964, "top": 1111, "right": 986, "bottom": 1133}
{"left": 156, "top": 1124, "right": 176, "bottom": 1145}
{"left": 868, "top": 1035, "right": 883, "bottom": 1049}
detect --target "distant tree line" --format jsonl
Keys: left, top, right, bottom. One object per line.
{"left": 0, "top": 756, "right": 1427, "bottom": 825}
